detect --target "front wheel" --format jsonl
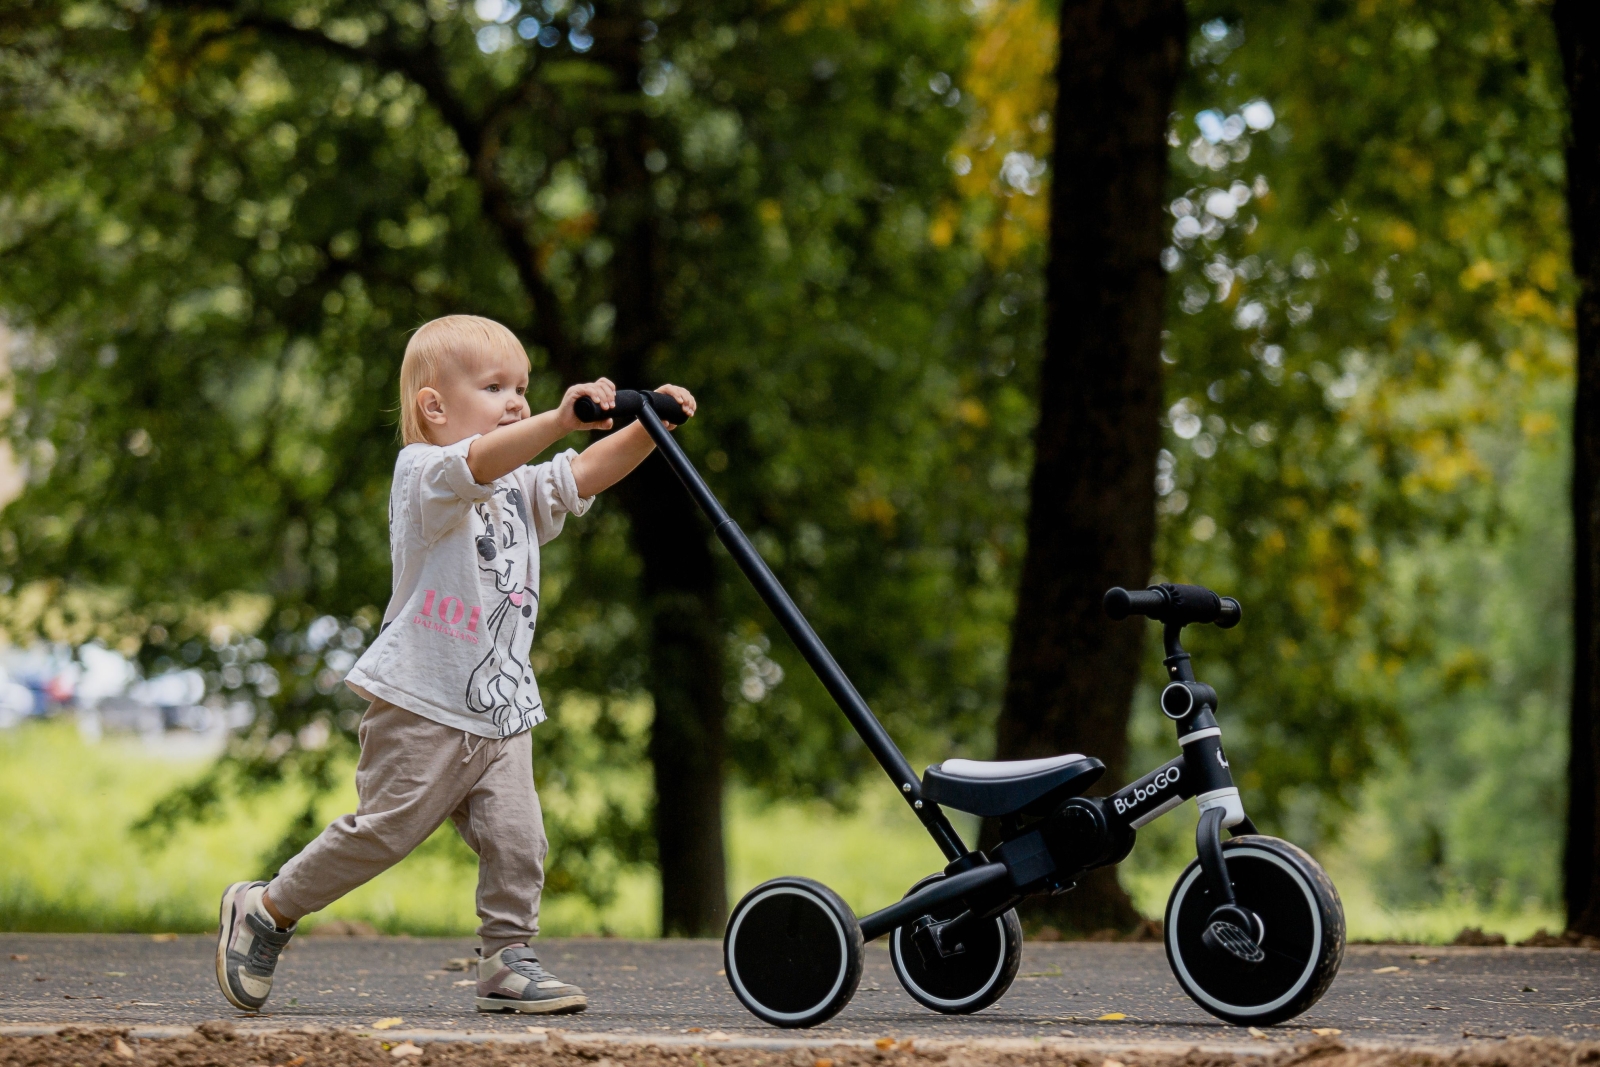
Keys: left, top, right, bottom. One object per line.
{"left": 1165, "top": 835, "right": 1344, "bottom": 1026}
{"left": 724, "top": 877, "right": 863, "bottom": 1028}
{"left": 889, "top": 874, "right": 1022, "bottom": 1015}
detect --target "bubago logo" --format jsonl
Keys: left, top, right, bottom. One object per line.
{"left": 1113, "top": 765, "right": 1181, "bottom": 815}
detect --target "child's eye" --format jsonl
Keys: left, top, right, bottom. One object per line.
{"left": 487, "top": 384, "right": 500, "bottom": 393}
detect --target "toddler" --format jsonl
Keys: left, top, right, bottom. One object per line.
{"left": 214, "top": 314, "right": 695, "bottom": 1015}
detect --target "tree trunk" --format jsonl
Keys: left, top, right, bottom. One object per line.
{"left": 1556, "top": 0, "right": 1600, "bottom": 938}
{"left": 595, "top": 8, "right": 729, "bottom": 937}
{"left": 624, "top": 460, "right": 730, "bottom": 937}
{"left": 987, "top": 0, "right": 1185, "bottom": 936}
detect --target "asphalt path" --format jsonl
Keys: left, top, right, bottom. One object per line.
{"left": 1, "top": 935, "right": 1596, "bottom": 1049}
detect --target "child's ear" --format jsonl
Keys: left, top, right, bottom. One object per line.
{"left": 418, "top": 387, "right": 447, "bottom": 425}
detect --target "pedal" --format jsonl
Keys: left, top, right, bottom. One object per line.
{"left": 1201, "top": 920, "right": 1264, "bottom": 966}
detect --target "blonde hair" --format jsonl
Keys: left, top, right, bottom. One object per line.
{"left": 400, "top": 315, "right": 529, "bottom": 444}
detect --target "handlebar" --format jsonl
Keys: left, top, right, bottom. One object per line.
{"left": 573, "top": 389, "right": 690, "bottom": 427}
{"left": 1103, "top": 583, "right": 1241, "bottom": 629}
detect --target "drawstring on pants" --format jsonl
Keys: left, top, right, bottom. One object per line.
{"left": 461, "top": 732, "right": 487, "bottom": 763}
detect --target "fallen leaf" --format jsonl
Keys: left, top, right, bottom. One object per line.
{"left": 1095, "top": 1012, "right": 1126, "bottom": 1021}
{"left": 390, "top": 1043, "right": 422, "bottom": 1059}
{"left": 685, "top": 1027, "right": 702, "bottom": 1033}
{"left": 1101, "top": 1060, "right": 1126, "bottom": 1067}
{"left": 1372, "top": 965, "right": 1401, "bottom": 974}
{"left": 372, "top": 1017, "right": 403, "bottom": 1031}
{"left": 1522, "top": 986, "right": 1537, "bottom": 993}
{"left": 149, "top": 934, "right": 178, "bottom": 943}
{"left": 525, "top": 1028, "right": 546, "bottom": 1037}
{"left": 706, "top": 1033, "right": 731, "bottom": 1042}
{"left": 1058, "top": 1030, "right": 1076, "bottom": 1038}
{"left": 113, "top": 1038, "right": 137, "bottom": 1060}
{"left": 619, "top": 965, "right": 638, "bottom": 971}
{"left": 1426, "top": 1005, "right": 1448, "bottom": 1010}
{"left": 875, "top": 1039, "right": 896, "bottom": 1050}
{"left": 715, "top": 969, "right": 725, "bottom": 976}
{"left": 814, "top": 1060, "right": 833, "bottom": 1067}
{"left": 283, "top": 1056, "right": 307, "bottom": 1066}
{"left": 33, "top": 976, "right": 45, "bottom": 982}
{"left": 1248, "top": 1027, "right": 1268, "bottom": 1040}
{"left": 10, "top": 954, "right": 28, "bottom": 961}
{"left": 104, "top": 972, "right": 127, "bottom": 977}
{"left": 441, "top": 958, "right": 476, "bottom": 972}
{"left": 452, "top": 980, "right": 475, "bottom": 987}
{"left": 898, "top": 1040, "right": 915, "bottom": 1052}
{"left": 1312, "top": 1028, "right": 1342, "bottom": 1036}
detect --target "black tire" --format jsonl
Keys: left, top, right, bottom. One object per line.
{"left": 889, "top": 873, "right": 1022, "bottom": 1015}
{"left": 723, "top": 877, "right": 863, "bottom": 1028}
{"left": 1165, "top": 835, "right": 1344, "bottom": 1026}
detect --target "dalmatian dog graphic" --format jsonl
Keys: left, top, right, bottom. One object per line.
{"left": 465, "top": 486, "right": 543, "bottom": 734}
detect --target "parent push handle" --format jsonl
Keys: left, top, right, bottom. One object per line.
{"left": 629, "top": 402, "right": 972, "bottom": 863}
{"left": 574, "top": 390, "right": 688, "bottom": 426}
{"left": 1104, "top": 583, "right": 1241, "bottom": 628}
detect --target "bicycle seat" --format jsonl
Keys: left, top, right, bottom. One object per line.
{"left": 922, "top": 755, "right": 1105, "bottom": 818}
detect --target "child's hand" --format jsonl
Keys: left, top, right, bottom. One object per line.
{"left": 654, "top": 384, "right": 696, "bottom": 429}
{"left": 563, "top": 378, "right": 618, "bottom": 431}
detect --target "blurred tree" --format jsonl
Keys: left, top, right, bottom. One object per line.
{"left": 1555, "top": 0, "right": 1600, "bottom": 937}
{"left": 1153, "top": 0, "right": 1571, "bottom": 861}
{"left": 0, "top": 0, "right": 1020, "bottom": 933}
{"left": 983, "top": 0, "right": 1185, "bottom": 933}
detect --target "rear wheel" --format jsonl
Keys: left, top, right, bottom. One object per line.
{"left": 723, "top": 877, "right": 863, "bottom": 1028}
{"left": 889, "top": 874, "right": 1022, "bottom": 1014}
{"left": 1165, "top": 836, "right": 1344, "bottom": 1026}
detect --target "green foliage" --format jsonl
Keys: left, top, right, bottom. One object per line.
{"left": 0, "top": 0, "right": 1032, "bottom": 903}
{"left": 1148, "top": 0, "right": 1572, "bottom": 852}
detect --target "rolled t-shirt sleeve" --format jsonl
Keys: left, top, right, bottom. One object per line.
{"left": 521, "top": 448, "right": 594, "bottom": 546}
{"left": 411, "top": 436, "right": 497, "bottom": 543}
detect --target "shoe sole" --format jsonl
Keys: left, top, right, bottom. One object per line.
{"left": 475, "top": 995, "right": 588, "bottom": 1014}
{"left": 215, "top": 881, "right": 260, "bottom": 1013}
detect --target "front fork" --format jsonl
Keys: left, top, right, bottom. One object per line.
{"left": 1158, "top": 624, "right": 1264, "bottom": 958}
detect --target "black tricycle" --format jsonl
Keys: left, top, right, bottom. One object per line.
{"left": 575, "top": 390, "right": 1346, "bottom": 1029}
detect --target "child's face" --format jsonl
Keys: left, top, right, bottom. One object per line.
{"left": 417, "top": 351, "right": 531, "bottom": 445}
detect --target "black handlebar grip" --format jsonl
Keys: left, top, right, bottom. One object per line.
{"left": 573, "top": 390, "right": 689, "bottom": 426}
{"left": 1103, "top": 586, "right": 1169, "bottom": 620}
{"left": 1104, "top": 584, "right": 1242, "bottom": 628}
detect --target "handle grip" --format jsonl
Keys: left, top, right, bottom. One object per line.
{"left": 1103, "top": 587, "right": 1169, "bottom": 621}
{"left": 1104, "top": 584, "right": 1242, "bottom": 628}
{"left": 573, "top": 389, "right": 689, "bottom": 427}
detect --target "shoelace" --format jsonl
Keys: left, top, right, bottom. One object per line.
{"left": 245, "top": 920, "right": 290, "bottom": 974}
{"left": 501, "top": 948, "right": 559, "bottom": 985}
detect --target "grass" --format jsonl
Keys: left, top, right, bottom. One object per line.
{"left": 0, "top": 719, "right": 1563, "bottom": 941}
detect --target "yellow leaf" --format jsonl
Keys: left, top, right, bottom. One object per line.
{"left": 1372, "top": 965, "right": 1401, "bottom": 974}
{"left": 1313, "top": 1028, "right": 1343, "bottom": 1036}
{"left": 1095, "top": 1012, "right": 1125, "bottom": 1021}
{"left": 372, "top": 1017, "right": 403, "bottom": 1030}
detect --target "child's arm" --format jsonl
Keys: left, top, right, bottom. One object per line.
{"left": 467, "top": 379, "right": 618, "bottom": 485}
{"left": 571, "top": 384, "right": 697, "bottom": 498}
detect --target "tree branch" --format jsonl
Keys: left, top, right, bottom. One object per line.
{"left": 180, "top": 5, "right": 580, "bottom": 378}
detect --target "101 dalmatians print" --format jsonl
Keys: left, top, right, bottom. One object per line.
{"left": 409, "top": 483, "right": 545, "bottom": 736}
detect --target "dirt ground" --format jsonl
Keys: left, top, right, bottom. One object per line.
{"left": 3, "top": 1025, "right": 1598, "bottom": 1067}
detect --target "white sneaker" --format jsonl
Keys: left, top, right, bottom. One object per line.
{"left": 476, "top": 944, "right": 587, "bottom": 1014}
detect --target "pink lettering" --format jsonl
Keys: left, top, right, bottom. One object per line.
{"left": 440, "top": 596, "right": 464, "bottom": 625}
{"left": 421, "top": 589, "right": 437, "bottom": 617}
{"left": 467, "top": 606, "right": 481, "bottom": 633}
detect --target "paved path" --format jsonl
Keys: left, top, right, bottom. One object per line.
{"left": 2, "top": 935, "right": 1596, "bottom": 1049}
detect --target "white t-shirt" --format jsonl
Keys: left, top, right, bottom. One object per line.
{"left": 345, "top": 436, "right": 592, "bottom": 738}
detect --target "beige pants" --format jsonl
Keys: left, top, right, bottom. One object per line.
{"left": 268, "top": 699, "right": 547, "bottom": 954}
